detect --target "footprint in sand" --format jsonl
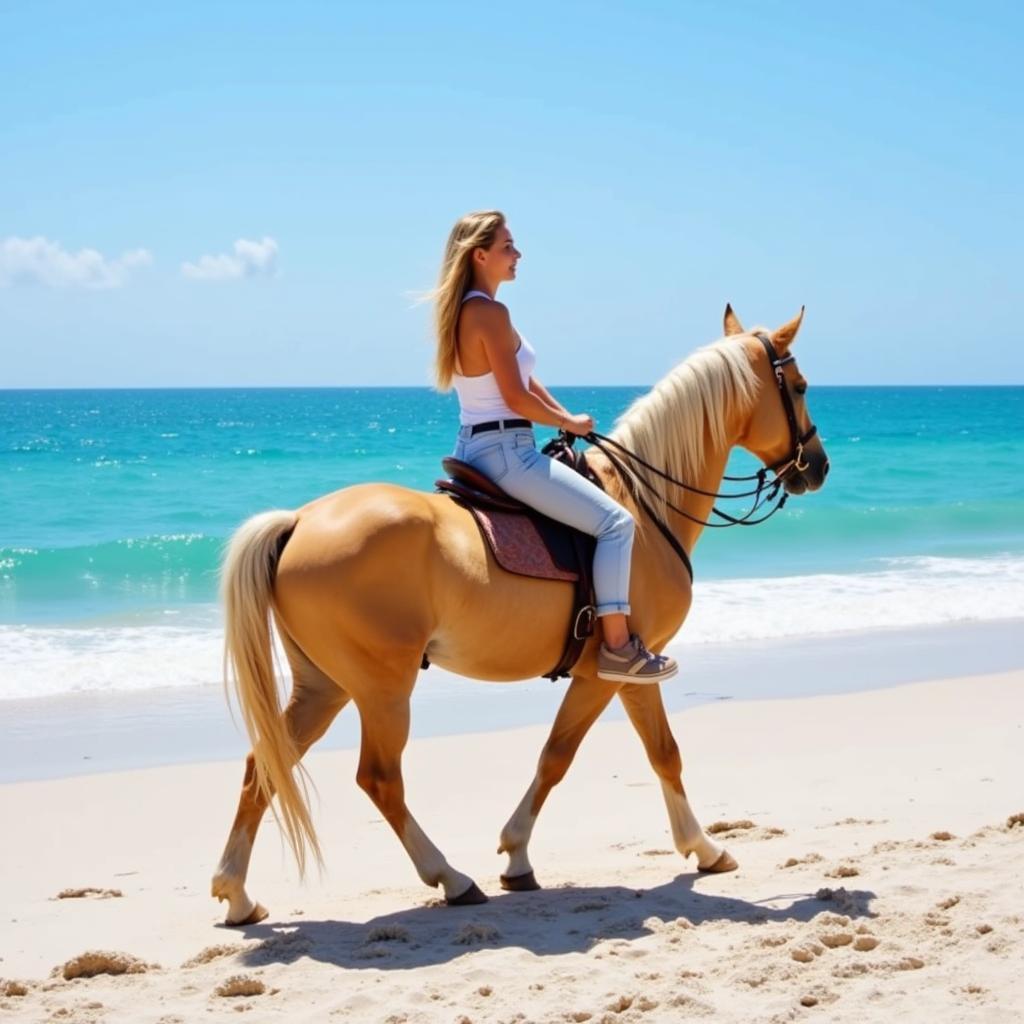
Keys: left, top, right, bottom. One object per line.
{"left": 214, "top": 975, "right": 265, "bottom": 998}
{"left": 791, "top": 913, "right": 881, "bottom": 961}
{"left": 790, "top": 943, "right": 825, "bottom": 963}
{"left": 896, "top": 957, "right": 925, "bottom": 971}
{"left": 180, "top": 943, "right": 245, "bottom": 968}
{"left": 365, "top": 925, "right": 410, "bottom": 943}
{"left": 54, "top": 887, "right": 123, "bottom": 900}
{"left": 354, "top": 944, "right": 392, "bottom": 961}
{"left": 572, "top": 900, "right": 610, "bottom": 914}
{"left": 780, "top": 853, "right": 824, "bottom": 869}
{"left": 452, "top": 923, "right": 500, "bottom": 946}
{"left": 54, "top": 951, "right": 158, "bottom": 981}
{"left": 708, "top": 820, "right": 786, "bottom": 841}
{"left": 794, "top": 930, "right": 880, "bottom": 959}
{"left": 602, "top": 993, "right": 658, "bottom": 1013}
{"left": 825, "top": 864, "right": 860, "bottom": 879}
{"left": 707, "top": 819, "right": 756, "bottom": 835}
{"left": 871, "top": 839, "right": 905, "bottom": 854}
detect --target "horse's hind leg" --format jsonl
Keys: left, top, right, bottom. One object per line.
{"left": 498, "top": 676, "right": 619, "bottom": 889}
{"left": 618, "top": 684, "right": 737, "bottom": 872}
{"left": 212, "top": 633, "right": 350, "bottom": 925}
{"left": 354, "top": 683, "right": 487, "bottom": 905}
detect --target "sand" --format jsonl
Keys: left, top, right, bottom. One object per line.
{"left": 1, "top": 670, "right": 1021, "bottom": 1023}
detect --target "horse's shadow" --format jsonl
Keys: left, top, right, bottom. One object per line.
{"left": 232, "top": 874, "right": 876, "bottom": 972}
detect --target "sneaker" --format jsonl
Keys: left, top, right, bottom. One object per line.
{"left": 597, "top": 634, "right": 678, "bottom": 684}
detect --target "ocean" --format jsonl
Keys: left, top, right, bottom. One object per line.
{"left": 2, "top": 385, "right": 1023, "bottom": 702}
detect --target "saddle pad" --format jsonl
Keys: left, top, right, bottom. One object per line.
{"left": 468, "top": 507, "right": 579, "bottom": 582}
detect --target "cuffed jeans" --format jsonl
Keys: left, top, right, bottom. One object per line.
{"left": 453, "top": 423, "right": 634, "bottom": 615}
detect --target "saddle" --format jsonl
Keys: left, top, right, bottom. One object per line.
{"left": 429, "top": 435, "right": 600, "bottom": 680}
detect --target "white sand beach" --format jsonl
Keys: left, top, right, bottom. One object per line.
{"left": 1, "top": 668, "right": 1022, "bottom": 1023}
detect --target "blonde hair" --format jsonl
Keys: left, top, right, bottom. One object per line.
{"left": 611, "top": 338, "right": 760, "bottom": 523}
{"left": 431, "top": 210, "right": 506, "bottom": 390}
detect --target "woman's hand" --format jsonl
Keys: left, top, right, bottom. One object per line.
{"left": 561, "top": 412, "right": 594, "bottom": 436}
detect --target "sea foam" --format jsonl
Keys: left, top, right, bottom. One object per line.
{"left": 2, "top": 554, "right": 1022, "bottom": 702}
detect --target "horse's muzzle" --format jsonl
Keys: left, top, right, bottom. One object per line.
{"left": 783, "top": 452, "right": 829, "bottom": 495}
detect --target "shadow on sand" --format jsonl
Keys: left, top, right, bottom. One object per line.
{"left": 229, "top": 874, "right": 877, "bottom": 972}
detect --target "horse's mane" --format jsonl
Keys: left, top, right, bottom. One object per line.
{"left": 609, "top": 336, "right": 760, "bottom": 523}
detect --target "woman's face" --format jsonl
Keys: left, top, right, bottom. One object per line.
{"left": 476, "top": 225, "right": 521, "bottom": 281}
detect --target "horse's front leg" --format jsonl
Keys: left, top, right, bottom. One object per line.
{"left": 497, "top": 675, "right": 619, "bottom": 889}
{"left": 618, "top": 684, "right": 737, "bottom": 872}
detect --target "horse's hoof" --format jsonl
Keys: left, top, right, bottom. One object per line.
{"left": 698, "top": 850, "right": 738, "bottom": 874}
{"left": 446, "top": 881, "right": 489, "bottom": 906}
{"left": 225, "top": 902, "right": 269, "bottom": 927}
{"left": 500, "top": 870, "right": 541, "bottom": 892}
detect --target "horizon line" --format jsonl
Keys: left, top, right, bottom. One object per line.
{"left": 3, "top": 383, "right": 1023, "bottom": 393}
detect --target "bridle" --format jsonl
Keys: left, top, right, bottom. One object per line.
{"left": 560, "top": 332, "right": 819, "bottom": 578}
{"left": 754, "top": 331, "right": 818, "bottom": 477}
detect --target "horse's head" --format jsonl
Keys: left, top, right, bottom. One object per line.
{"left": 725, "top": 304, "right": 829, "bottom": 495}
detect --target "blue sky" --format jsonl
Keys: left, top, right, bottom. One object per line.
{"left": 2, "top": 1, "right": 1021, "bottom": 387}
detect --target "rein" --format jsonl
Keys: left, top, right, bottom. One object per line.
{"left": 569, "top": 333, "right": 818, "bottom": 568}
{"left": 586, "top": 430, "right": 791, "bottom": 531}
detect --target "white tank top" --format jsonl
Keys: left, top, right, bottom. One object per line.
{"left": 452, "top": 289, "right": 537, "bottom": 426}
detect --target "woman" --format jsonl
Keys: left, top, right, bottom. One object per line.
{"left": 433, "top": 210, "right": 677, "bottom": 684}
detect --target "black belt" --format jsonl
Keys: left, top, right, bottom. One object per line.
{"left": 469, "top": 418, "right": 532, "bottom": 436}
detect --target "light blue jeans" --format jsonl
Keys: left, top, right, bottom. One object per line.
{"left": 453, "top": 423, "right": 634, "bottom": 615}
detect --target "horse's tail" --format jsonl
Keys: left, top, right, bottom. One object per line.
{"left": 220, "top": 508, "right": 321, "bottom": 876}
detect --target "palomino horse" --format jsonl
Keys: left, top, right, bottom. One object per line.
{"left": 212, "top": 305, "right": 829, "bottom": 924}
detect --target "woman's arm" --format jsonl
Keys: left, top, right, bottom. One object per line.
{"left": 475, "top": 304, "right": 571, "bottom": 428}
{"left": 529, "top": 376, "right": 570, "bottom": 419}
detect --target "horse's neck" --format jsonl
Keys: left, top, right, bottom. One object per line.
{"left": 589, "top": 432, "right": 733, "bottom": 559}
{"left": 671, "top": 439, "right": 731, "bottom": 555}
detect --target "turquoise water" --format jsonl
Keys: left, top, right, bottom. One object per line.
{"left": 2, "top": 385, "right": 1023, "bottom": 699}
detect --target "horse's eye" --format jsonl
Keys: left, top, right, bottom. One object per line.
{"left": 795, "top": 383, "right": 807, "bottom": 396}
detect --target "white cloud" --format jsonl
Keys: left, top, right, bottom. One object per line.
{"left": 181, "top": 237, "right": 279, "bottom": 281}
{"left": 0, "top": 236, "right": 152, "bottom": 289}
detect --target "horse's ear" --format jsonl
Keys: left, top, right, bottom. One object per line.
{"left": 723, "top": 303, "right": 744, "bottom": 336}
{"left": 772, "top": 306, "right": 805, "bottom": 350}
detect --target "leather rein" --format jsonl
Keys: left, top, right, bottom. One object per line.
{"left": 567, "top": 332, "right": 818, "bottom": 577}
